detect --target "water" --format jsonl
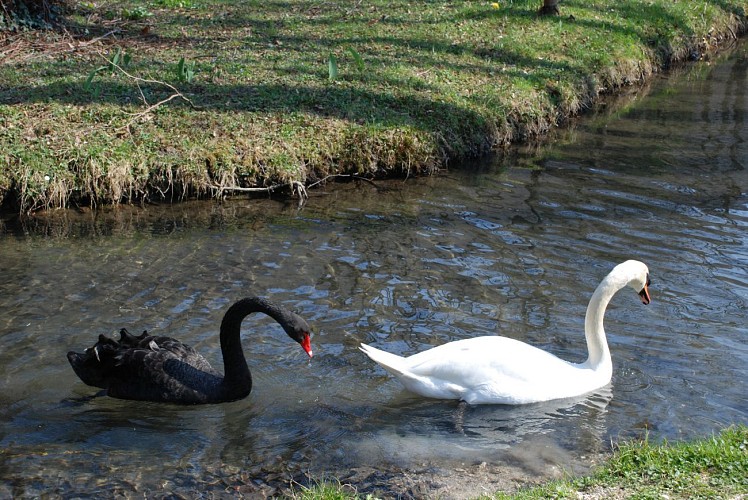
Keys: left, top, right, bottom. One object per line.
{"left": 2, "top": 43, "right": 747, "bottom": 497}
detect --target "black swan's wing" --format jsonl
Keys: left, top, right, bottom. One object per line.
{"left": 68, "top": 330, "right": 224, "bottom": 404}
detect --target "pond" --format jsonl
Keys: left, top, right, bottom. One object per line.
{"left": 1, "top": 43, "right": 747, "bottom": 498}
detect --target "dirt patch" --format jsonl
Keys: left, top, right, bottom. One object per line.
{"left": 337, "top": 462, "right": 545, "bottom": 499}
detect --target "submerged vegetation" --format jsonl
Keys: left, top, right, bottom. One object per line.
{"left": 293, "top": 425, "right": 748, "bottom": 499}
{"left": 1, "top": 0, "right": 747, "bottom": 212}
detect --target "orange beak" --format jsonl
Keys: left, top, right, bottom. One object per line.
{"left": 638, "top": 283, "right": 651, "bottom": 305}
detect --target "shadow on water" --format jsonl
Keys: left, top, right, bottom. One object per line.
{"left": 1, "top": 38, "right": 747, "bottom": 500}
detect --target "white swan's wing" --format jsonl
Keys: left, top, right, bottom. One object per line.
{"left": 362, "top": 337, "right": 588, "bottom": 404}
{"left": 411, "top": 337, "right": 585, "bottom": 402}
{"left": 360, "top": 342, "right": 469, "bottom": 399}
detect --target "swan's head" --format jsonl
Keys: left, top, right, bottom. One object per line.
{"left": 285, "top": 313, "right": 314, "bottom": 358}
{"left": 617, "top": 260, "right": 651, "bottom": 305}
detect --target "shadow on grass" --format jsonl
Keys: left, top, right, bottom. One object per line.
{"left": 0, "top": 78, "right": 503, "bottom": 153}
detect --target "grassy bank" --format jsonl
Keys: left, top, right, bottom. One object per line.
{"left": 1, "top": 0, "right": 747, "bottom": 212}
{"left": 294, "top": 425, "right": 748, "bottom": 499}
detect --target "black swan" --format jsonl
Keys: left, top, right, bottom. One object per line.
{"left": 67, "top": 297, "right": 313, "bottom": 404}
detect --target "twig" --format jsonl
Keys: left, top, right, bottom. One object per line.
{"left": 77, "top": 29, "right": 120, "bottom": 48}
{"left": 99, "top": 52, "right": 199, "bottom": 109}
{"left": 59, "top": 28, "right": 121, "bottom": 52}
{"left": 93, "top": 50, "right": 200, "bottom": 130}
{"left": 213, "top": 184, "right": 284, "bottom": 194}
{"left": 292, "top": 180, "right": 308, "bottom": 201}
{"left": 212, "top": 180, "right": 309, "bottom": 204}
{"left": 123, "top": 93, "right": 184, "bottom": 120}
{"left": 135, "top": 79, "right": 149, "bottom": 106}
{"left": 307, "top": 173, "right": 378, "bottom": 189}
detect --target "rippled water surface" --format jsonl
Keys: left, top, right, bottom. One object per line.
{"left": 2, "top": 44, "right": 747, "bottom": 498}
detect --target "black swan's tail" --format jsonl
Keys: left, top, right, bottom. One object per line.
{"left": 67, "top": 329, "right": 151, "bottom": 389}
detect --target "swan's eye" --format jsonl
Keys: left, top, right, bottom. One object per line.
{"left": 646, "top": 273, "right": 651, "bottom": 286}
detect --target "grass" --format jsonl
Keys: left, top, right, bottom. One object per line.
{"left": 496, "top": 424, "right": 748, "bottom": 499}
{"left": 290, "top": 479, "right": 364, "bottom": 500}
{"left": 291, "top": 425, "right": 748, "bottom": 499}
{"left": 1, "top": 0, "right": 747, "bottom": 211}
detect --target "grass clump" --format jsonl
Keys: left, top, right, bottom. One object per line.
{"left": 586, "top": 425, "right": 748, "bottom": 498}
{"left": 1, "top": 0, "right": 747, "bottom": 212}
{"left": 290, "top": 479, "right": 361, "bottom": 500}
{"left": 495, "top": 424, "right": 748, "bottom": 499}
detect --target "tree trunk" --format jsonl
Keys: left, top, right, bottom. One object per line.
{"left": 538, "top": 0, "right": 560, "bottom": 16}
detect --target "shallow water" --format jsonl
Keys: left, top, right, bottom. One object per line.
{"left": 1, "top": 43, "right": 747, "bottom": 498}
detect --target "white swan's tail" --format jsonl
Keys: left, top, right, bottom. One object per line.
{"left": 359, "top": 343, "right": 410, "bottom": 378}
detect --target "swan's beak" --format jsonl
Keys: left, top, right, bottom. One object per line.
{"left": 301, "top": 333, "right": 313, "bottom": 358}
{"left": 638, "top": 283, "right": 651, "bottom": 305}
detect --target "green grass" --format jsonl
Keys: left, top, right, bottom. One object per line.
{"left": 1, "top": 0, "right": 747, "bottom": 211}
{"left": 291, "top": 425, "right": 748, "bottom": 499}
{"left": 585, "top": 425, "right": 748, "bottom": 498}
{"left": 496, "top": 425, "right": 748, "bottom": 499}
{"left": 290, "top": 479, "right": 363, "bottom": 500}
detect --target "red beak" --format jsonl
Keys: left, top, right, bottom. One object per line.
{"left": 301, "top": 333, "right": 313, "bottom": 358}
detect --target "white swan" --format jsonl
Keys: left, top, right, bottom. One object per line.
{"left": 359, "top": 260, "right": 651, "bottom": 405}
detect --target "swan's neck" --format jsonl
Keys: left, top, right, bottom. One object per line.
{"left": 219, "top": 309, "right": 252, "bottom": 394}
{"left": 218, "top": 297, "right": 297, "bottom": 397}
{"left": 583, "top": 275, "right": 620, "bottom": 372}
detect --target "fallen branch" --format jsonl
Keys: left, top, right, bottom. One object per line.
{"left": 121, "top": 92, "right": 185, "bottom": 127}
{"left": 213, "top": 184, "right": 284, "bottom": 194}
{"left": 76, "top": 29, "right": 120, "bottom": 48}
{"left": 307, "top": 173, "right": 378, "bottom": 189}
{"left": 91, "top": 50, "right": 200, "bottom": 130}
{"left": 211, "top": 180, "right": 308, "bottom": 202}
